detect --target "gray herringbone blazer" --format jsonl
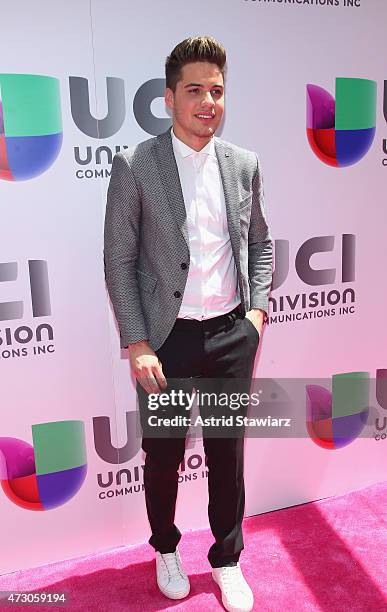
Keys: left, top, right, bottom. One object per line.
{"left": 104, "top": 128, "right": 273, "bottom": 350}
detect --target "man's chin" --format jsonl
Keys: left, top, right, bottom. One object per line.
{"left": 194, "top": 125, "right": 217, "bottom": 138}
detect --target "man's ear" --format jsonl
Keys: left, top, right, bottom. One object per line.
{"left": 165, "top": 87, "right": 174, "bottom": 111}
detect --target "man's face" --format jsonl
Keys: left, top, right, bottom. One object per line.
{"left": 165, "top": 61, "right": 224, "bottom": 150}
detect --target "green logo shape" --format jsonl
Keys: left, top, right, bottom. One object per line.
{"left": 0, "top": 74, "right": 63, "bottom": 181}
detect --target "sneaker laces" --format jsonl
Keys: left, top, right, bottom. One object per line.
{"left": 218, "top": 565, "right": 246, "bottom": 592}
{"left": 161, "top": 551, "right": 185, "bottom": 580}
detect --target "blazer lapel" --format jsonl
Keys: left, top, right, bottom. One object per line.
{"left": 153, "top": 130, "right": 241, "bottom": 263}
{"left": 215, "top": 139, "right": 241, "bottom": 264}
{"left": 153, "top": 129, "right": 190, "bottom": 249}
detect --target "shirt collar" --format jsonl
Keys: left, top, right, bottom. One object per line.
{"left": 171, "top": 127, "right": 215, "bottom": 158}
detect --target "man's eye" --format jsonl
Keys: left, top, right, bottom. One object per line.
{"left": 189, "top": 88, "right": 199, "bottom": 93}
{"left": 212, "top": 90, "right": 222, "bottom": 96}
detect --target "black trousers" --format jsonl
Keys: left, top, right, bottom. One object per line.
{"left": 137, "top": 305, "right": 260, "bottom": 568}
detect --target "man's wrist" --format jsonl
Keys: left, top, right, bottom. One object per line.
{"left": 250, "top": 308, "right": 268, "bottom": 324}
{"left": 128, "top": 339, "right": 149, "bottom": 352}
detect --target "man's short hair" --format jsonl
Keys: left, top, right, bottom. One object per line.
{"left": 165, "top": 36, "right": 227, "bottom": 92}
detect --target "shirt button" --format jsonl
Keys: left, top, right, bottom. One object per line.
{"left": 180, "top": 263, "right": 187, "bottom": 270}
{"left": 174, "top": 291, "right": 181, "bottom": 298}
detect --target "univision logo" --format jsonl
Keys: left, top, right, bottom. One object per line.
{"left": 0, "top": 74, "right": 63, "bottom": 181}
{"left": 306, "top": 372, "right": 369, "bottom": 449}
{"left": 0, "top": 420, "right": 87, "bottom": 510}
{"left": 306, "top": 78, "right": 376, "bottom": 167}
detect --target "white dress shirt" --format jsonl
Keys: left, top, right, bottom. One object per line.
{"left": 171, "top": 128, "right": 241, "bottom": 320}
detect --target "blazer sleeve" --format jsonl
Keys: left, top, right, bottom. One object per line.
{"left": 248, "top": 154, "right": 273, "bottom": 319}
{"left": 103, "top": 152, "right": 149, "bottom": 348}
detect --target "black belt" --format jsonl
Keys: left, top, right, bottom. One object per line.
{"left": 174, "top": 304, "right": 244, "bottom": 333}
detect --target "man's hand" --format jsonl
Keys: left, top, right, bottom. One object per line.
{"left": 128, "top": 340, "right": 167, "bottom": 394}
{"left": 245, "top": 308, "right": 266, "bottom": 336}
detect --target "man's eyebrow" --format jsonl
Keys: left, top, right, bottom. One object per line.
{"left": 183, "top": 82, "right": 224, "bottom": 89}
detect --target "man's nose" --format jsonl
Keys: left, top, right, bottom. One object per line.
{"left": 201, "top": 92, "right": 215, "bottom": 107}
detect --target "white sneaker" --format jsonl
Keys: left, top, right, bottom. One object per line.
{"left": 156, "top": 548, "right": 190, "bottom": 600}
{"left": 212, "top": 563, "right": 254, "bottom": 612}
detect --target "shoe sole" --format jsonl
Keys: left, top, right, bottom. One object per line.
{"left": 157, "top": 580, "right": 190, "bottom": 600}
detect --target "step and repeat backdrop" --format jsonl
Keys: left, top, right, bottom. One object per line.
{"left": 1, "top": 0, "right": 386, "bottom": 574}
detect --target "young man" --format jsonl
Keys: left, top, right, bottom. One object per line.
{"left": 104, "top": 36, "right": 273, "bottom": 612}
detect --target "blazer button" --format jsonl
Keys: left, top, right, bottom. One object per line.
{"left": 174, "top": 291, "right": 181, "bottom": 298}
{"left": 181, "top": 263, "right": 187, "bottom": 270}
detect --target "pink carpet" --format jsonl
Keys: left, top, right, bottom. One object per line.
{"left": 1, "top": 481, "right": 386, "bottom": 611}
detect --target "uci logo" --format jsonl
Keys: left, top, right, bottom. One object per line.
{"left": 0, "top": 74, "right": 63, "bottom": 181}
{"left": 306, "top": 372, "right": 369, "bottom": 450}
{"left": 306, "top": 77, "right": 377, "bottom": 167}
{"left": 0, "top": 420, "right": 87, "bottom": 511}
{"left": 0, "top": 74, "right": 167, "bottom": 182}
